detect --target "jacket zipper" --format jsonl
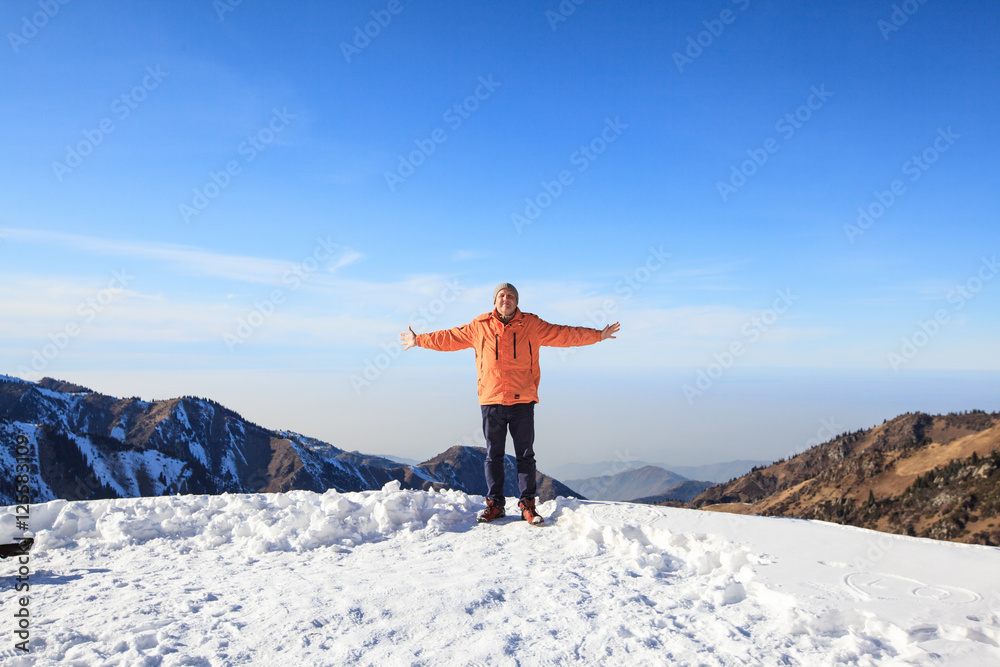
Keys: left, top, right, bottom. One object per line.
{"left": 495, "top": 334, "right": 498, "bottom": 360}
{"left": 513, "top": 333, "right": 517, "bottom": 359}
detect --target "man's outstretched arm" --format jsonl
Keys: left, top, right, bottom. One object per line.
{"left": 400, "top": 322, "right": 477, "bottom": 352}
{"left": 534, "top": 316, "right": 620, "bottom": 347}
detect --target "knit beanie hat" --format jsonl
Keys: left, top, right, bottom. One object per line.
{"left": 493, "top": 282, "right": 518, "bottom": 303}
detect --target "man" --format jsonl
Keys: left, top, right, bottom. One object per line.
{"left": 400, "top": 283, "right": 619, "bottom": 524}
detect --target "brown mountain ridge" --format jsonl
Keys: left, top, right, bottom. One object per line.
{"left": 689, "top": 410, "right": 1000, "bottom": 546}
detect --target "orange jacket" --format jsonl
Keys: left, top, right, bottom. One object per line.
{"left": 415, "top": 308, "right": 602, "bottom": 405}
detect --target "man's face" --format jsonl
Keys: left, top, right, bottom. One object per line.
{"left": 495, "top": 288, "right": 517, "bottom": 317}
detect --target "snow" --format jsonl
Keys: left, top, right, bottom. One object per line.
{"left": 67, "top": 433, "right": 128, "bottom": 499}
{"left": 187, "top": 440, "right": 209, "bottom": 468}
{"left": 31, "top": 385, "right": 78, "bottom": 406}
{"left": 220, "top": 450, "right": 241, "bottom": 483}
{"left": 5, "top": 485, "right": 1000, "bottom": 665}
{"left": 285, "top": 431, "right": 350, "bottom": 482}
{"left": 406, "top": 464, "right": 439, "bottom": 483}
{"left": 113, "top": 450, "right": 190, "bottom": 496}
{"left": 222, "top": 420, "right": 248, "bottom": 480}
{"left": 172, "top": 402, "right": 192, "bottom": 432}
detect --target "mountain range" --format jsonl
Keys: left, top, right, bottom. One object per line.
{"left": 563, "top": 465, "right": 714, "bottom": 503}
{"left": 689, "top": 410, "right": 1000, "bottom": 546}
{"left": 548, "top": 458, "right": 766, "bottom": 485}
{"left": 0, "top": 375, "right": 579, "bottom": 505}
{"left": 9, "top": 374, "right": 995, "bottom": 546}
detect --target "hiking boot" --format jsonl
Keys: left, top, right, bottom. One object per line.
{"left": 518, "top": 498, "right": 544, "bottom": 524}
{"left": 477, "top": 499, "right": 506, "bottom": 523}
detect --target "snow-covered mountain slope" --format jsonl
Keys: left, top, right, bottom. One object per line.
{"left": 0, "top": 375, "right": 355, "bottom": 501}
{"left": 5, "top": 486, "right": 1000, "bottom": 665}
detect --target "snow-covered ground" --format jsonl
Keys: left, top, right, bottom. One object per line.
{"left": 3, "top": 483, "right": 1000, "bottom": 666}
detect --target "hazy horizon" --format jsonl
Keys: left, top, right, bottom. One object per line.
{"left": 16, "top": 366, "right": 998, "bottom": 472}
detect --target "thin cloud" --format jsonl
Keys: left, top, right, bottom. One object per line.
{"left": 3, "top": 228, "right": 361, "bottom": 285}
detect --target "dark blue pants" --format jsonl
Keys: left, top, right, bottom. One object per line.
{"left": 481, "top": 402, "right": 536, "bottom": 502}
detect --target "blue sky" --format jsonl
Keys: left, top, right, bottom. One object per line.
{"left": 2, "top": 0, "right": 998, "bottom": 468}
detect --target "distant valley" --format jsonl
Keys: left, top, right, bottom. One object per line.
{"left": 562, "top": 466, "right": 713, "bottom": 503}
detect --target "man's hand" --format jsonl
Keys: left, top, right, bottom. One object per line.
{"left": 600, "top": 321, "right": 620, "bottom": 341}
{"left": 400, "top": 326, "right": 417, "bottom": 350}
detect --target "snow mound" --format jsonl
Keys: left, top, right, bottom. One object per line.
{"left": 24, "top": 481, "right": 480, "bottom": 554}
{"left": 554, "top": 499, "right": 756, "bottom": 606}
